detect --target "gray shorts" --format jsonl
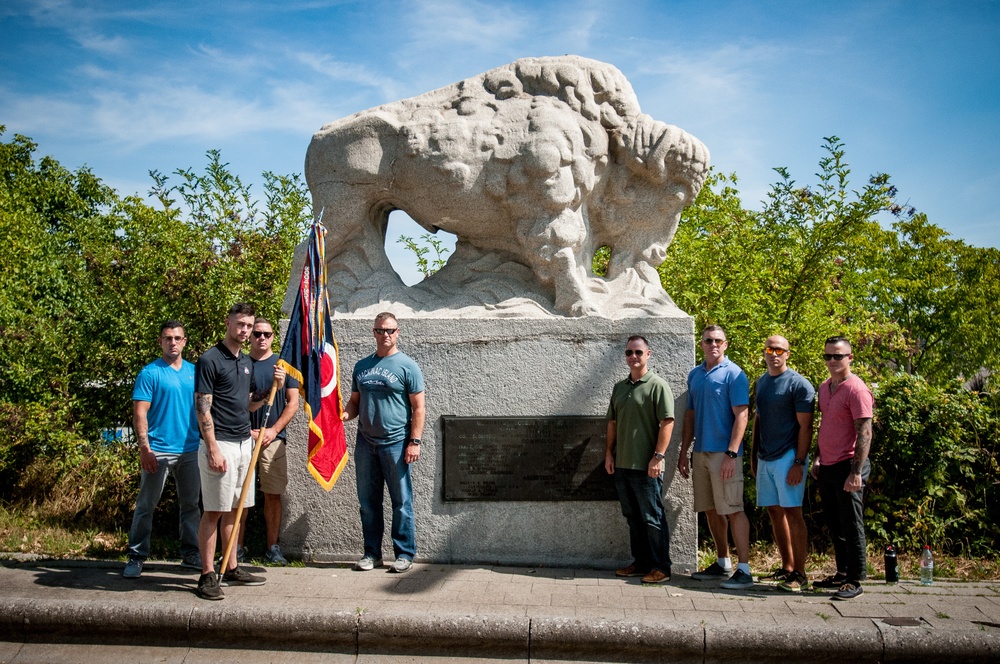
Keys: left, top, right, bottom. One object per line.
{"left": 198, "top": 438, "right": 255, "bottom": 512}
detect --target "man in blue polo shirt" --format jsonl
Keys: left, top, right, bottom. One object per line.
{"left": 678, "top": 325, "right": 752, "bottom": 589}
{"left": 122, "top": 320, "right": 202, "bottom": 578}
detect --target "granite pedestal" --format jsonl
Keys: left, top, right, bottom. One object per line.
{"left": 279, "top": 316, "right": 696, "bottom": 571}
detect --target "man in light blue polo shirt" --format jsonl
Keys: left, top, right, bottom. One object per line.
{"left": 678, "top": 325, "right": 752, "bottom": 589}
{"left": 123, "top": 320, "right": 202, "bottom": 578}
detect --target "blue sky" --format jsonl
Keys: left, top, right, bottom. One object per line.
{"left": 2, "top": 1, "right": 997, "bottom": 284}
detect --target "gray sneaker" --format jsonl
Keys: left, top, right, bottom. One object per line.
{"left": 265, "top": 544, "right": 288, "bottom": 566}
{"left": 691, "top": 561, "right": 733, "bottom": 580}
{"left": 720, "top": 568, "right": 754, "bottom": 590}
{"left": 179, "top": 554, "right": 202, "bottom": 571}
{"left": 354, "top": 556, "right": 383, "bottom": 571}
{"left": 391, "top": 558, "right": 413, "bottom": 573}
{"left": 122, "top": 558, "right": 143, "bottom": 578}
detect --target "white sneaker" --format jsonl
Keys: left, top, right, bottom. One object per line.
{"left": 354, "top": 556, "right": 382, "bottom": 571}
{"left": 265, "top": 544, "right": 288, "bottom": 566}
{"left": 391, "top": 558, "right": 413, "bottom": 573}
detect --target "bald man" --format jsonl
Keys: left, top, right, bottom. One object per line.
{"left": 750, "top": 335, "right": 815, "bottom": 592}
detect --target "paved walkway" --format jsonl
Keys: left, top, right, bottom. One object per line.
{"left": 1, "top": 558, "right": 998, "bottom": 662}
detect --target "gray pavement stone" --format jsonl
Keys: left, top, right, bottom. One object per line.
{"left": 3, "top": 560, "right": 1000, "bottom": 660}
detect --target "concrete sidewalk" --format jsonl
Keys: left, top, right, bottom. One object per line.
{"left": 1, "top": 558, "right": 998, "bottom": 662}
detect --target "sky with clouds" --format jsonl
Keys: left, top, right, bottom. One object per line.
{"left": 1, "top": 0, "right": 997, "bottom": 284}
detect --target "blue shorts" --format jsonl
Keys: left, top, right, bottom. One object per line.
{"left": 756, "top": 447, "right": 808, "bottom": 508}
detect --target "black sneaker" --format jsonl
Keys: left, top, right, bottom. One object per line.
{"left": 222, "top": 566, "right": 265, "bottom": 586}
{"left": 759, "top": 568, "right": 793, "bottom": 582}
{"left": 814, "top": 572, "right": 848, "bottom": 589}
{"left": 832, "top": 582, "right": 864, "bottom": 600}
{"left": 197, "top": 572, "right": 224, "bottom": 600}
{"left": 691, "top": 561, "right": 733, "bottom": 580}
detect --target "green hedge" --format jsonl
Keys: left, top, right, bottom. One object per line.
{"left": 868, "top": 373, "right": 999, "bottom": 555}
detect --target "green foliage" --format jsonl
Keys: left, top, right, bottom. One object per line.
{"left": 867, "top": 373, "right": 999, "bottom": 555}
{"left": 0, "top": 130, "right": 309, "bottom": 434}
{"left": 0, "top": 128, "right": 309, "bottom": 514}
{"left": 660, "top": 138, "right": 907, "bottom": 386}
{"left": 397, "top": 233, "right": 450, "bottom": 279}
{"left": 866, "top": 214, "right": 1000, "bottom": 383}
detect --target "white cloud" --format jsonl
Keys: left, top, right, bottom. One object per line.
{"left": 405, "top": 0, "right": 529, "bottom": 49}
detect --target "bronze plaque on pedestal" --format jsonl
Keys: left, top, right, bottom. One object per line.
{"left": 442, "top": 416, "right": 615, "bottom": 502}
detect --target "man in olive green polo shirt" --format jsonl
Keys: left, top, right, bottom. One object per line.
{"left": 605, "top": 335, "right": 676, "bottom": 584}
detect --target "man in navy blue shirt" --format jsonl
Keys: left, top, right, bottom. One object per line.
{"left": 750, "top": 335, "right": 814, "bottom": 592}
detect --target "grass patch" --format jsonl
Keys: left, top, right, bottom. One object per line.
{"left": 0, "top": 504, "right": 125, "bottom": 558}
{"left": 701, "top": 542, "right": 1000, "bottom": 582}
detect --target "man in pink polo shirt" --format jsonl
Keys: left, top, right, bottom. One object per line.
{"left": 810, "top": 336, "right": 873, "bottom": 601}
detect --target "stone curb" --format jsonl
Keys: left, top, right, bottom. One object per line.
{"left": 1, "top": 597, "right": 998, "bottom": 661}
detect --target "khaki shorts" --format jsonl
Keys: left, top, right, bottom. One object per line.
{"left": 692, "top": 451, "right": 745, "bottom": 515}
{"left": 258, "top": 438, "right": 288, "bottom": 495}
{"left": 198, "top": 438, "right": 255, "bottom": 512}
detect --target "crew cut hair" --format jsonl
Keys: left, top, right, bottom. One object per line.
{"left": 626, "top": 335, "right": 650, "bottom": 348}
{"left": 824, "top": 335, "right": 852, "bottom": 351}
{"left": 160, "top": 320, "right": 185, "bottom": 335}
{"left": 228, "top": 302, "right": 255, "bottom": 317}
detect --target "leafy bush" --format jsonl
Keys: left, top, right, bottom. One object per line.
{"left": 867, "top": 373, "right": 999, "bottom": 555}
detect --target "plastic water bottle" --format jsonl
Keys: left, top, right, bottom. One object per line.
{"left": 920, "top": 545, "right": 934, "bottom": 585}
{"left": 884, "top": 545, "right": 898, "bottom": 583}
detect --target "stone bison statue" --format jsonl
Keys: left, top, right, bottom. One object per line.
{"left": 288, "top": 55, "right": 709, "bottom": 318}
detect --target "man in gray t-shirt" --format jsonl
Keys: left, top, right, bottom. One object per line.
{"left": 342, "top": 312, "right": 425, "bottom": 574}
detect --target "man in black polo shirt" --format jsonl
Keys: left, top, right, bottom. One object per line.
{"left": 194, "top": 303, "right": 284, "bottom": 600}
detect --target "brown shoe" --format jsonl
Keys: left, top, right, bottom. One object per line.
{"left": 615, "top": 563, "right": 648, "bottom": 577}
{"left": 641, "top": 569, "right": 670, "bottom": 584}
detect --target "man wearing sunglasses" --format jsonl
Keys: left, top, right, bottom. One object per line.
{"left": 342, "top": 312, "right": 426, "bottom": 574}
{"left": 605, "top": 336, "right": 675, "bottom": 584}
{"left": 679, "top": 325, "right": 753, "bottom": 589}
{"left": 750, "top": 336, "right": 814, "bottom": 592}
{"left": 236, "top": 317, "right": 300, "bottom": 566}
{"left": 809, "top": 336, "right": 873, "bottom": 601}
{"left": 123, "top": 320, "right": 202, "bottom": 578}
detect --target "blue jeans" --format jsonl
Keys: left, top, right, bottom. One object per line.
{"left": 354, "top": 436, "right": 416, "bottom": 560}
{"left": 817, "top": 458, "right": 870, "bottom": 584}
{"left": 126, "top": 450, "right": 201, "bottom": 560}
{"left": 614, "top": 468, "right": 671, "bottom": 573}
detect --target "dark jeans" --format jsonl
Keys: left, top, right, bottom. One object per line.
{"left": 817, "top": 458, "right": 870, "bottom": 584}
{"left": 614, "top": 468, "right": 671, "bottom": 574}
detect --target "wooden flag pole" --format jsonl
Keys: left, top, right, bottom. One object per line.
{"left": 219, "top": 377, "right": 279, "bottom": 577}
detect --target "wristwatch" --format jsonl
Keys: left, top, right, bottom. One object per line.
{"left": 653, "top": 452, "right": 665, "bottom": 460}
{"left": 407, "top": 438, "right": 422, "bottom": 446}
{"left": 724, "top": 450, "right": 738, "bottom": 459}
{"left": 794, "top": 458, "right": 807, "bottom": 465}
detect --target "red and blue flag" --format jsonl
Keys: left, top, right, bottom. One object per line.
{"left": 278, "top": 220, "right": 348, "bottom": 491}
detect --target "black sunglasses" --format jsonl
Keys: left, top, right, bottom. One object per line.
{"left": 252, "top": 331, "right": 274, "bottom": 339}
{"left": 823, "top": 353, "right": 849, "bottom": 361}
{"left": 625, "top": 349, "right": 646, "bottom": 357}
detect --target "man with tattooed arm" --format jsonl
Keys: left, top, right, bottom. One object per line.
{"left": 193, "top": 303, "right": 285, "bottom": 600}
{"left": 810, "top": 336, "right": 874, "bottom": 601}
